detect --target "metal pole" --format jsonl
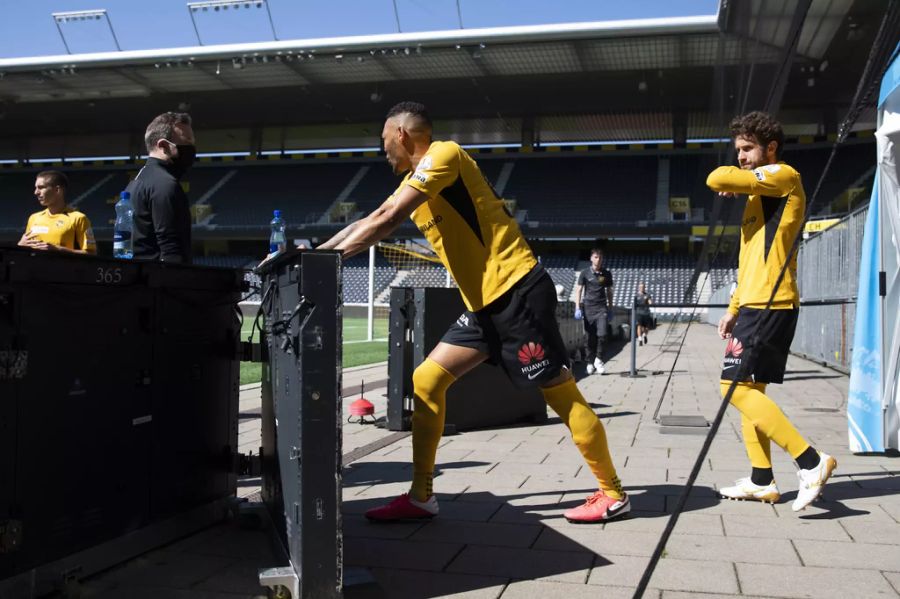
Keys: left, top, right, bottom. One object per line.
{"left": 187, "top": 7, "right": 204, "bottom": 45}
{"left": 53, "top": 19, "right": 72, "bottom": 54}
{"left": 367, "top": 245, "right": 375, "bottom": 342}
{"left": 456, "top": 0, "right": 464, "bottom": 28}
{"left": 104, "top": 12, "right": 122, "bottom": 51}
{"left": 630, "top": 299, "right": 637, "bottom": 377}
{"left": 263, "top": 0, "right": 278, "bottom": 40}
{"left": 391, "top": 0, "right": 402, "bottom": 33}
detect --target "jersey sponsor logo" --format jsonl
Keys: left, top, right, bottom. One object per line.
{"left": 518, "top": 342, "right": 551, "bottom": 380}
{"left": 412, "top": 172, "right": 428, "bottom": 184}
{"left": 723, "top": 337, "right": 744, "bottom": 369}
{"left": 753, "top": 169, "right": 765, "bottom": 181}
{"left": 30, "top": 226, "right": 49, "bottom": 234}
{"left": 518, "top": 341, "right": 545, "bottom": 364}
{"left": 418, "top": 214, "right": 443, "bottom": 234}
{"left": 456, "top": 313, "right": 470, "bottom": 327}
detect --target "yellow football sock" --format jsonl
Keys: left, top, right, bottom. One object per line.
{"left": 410, "top": 359, "right": 456, "bottom": 501}
{"left": 741, "top": 413, "right": 773, "bottom": 469}
{"left": 723, "top": 380, "right": 810, "bottom": 463}
{"left": 542, "top": 377, "right": 623, "bottom": 499}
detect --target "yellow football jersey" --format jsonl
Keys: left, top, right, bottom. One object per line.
{"left": 24, "top": 208, "right": 97, "bottom": 254}
{"left": 706, "top": 161, "right": 804, "bottom": 314}
{"left": 397, "top": 140, "right": 537, "bottom": 311}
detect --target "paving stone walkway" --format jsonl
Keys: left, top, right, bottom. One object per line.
{"left": 80, "top": 323, "right": 900, "bottom": 599}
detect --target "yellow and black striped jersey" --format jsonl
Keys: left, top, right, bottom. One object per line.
{"left": 393, "top": 140, "right": 537, "bottom": 311}
{"left": 24, "top": 208, "right": 97, "bottom": 254}
{"left": 706, "top": 161, "right": 804, "bottom": 314}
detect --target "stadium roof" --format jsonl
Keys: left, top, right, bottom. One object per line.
{"left": 0, "top": 0, "right": 887, "bottom": 160}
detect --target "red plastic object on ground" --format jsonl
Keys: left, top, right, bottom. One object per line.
{"left": 348, "top": 381, "right": 376, "bottom": 424}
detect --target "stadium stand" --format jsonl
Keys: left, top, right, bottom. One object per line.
{"left": 503, "top": 155, "right": 658, "bottom": 224}
{"left": 341, "top": 253, "right": 397, "bottom": 304}
{"left": 396, "top": 266, "right": 452, "bottom": 289}
{"left": 208, "top": 162, "right": 369, "bottom": 228}
{"left": 350, "top": 164, "right": 406, "bottom": 215}
{"left": 787, "top": 143, "right": 876, "bottom": 216}
{"left": 538, "top": 253, "right": 580, "bottom": 299}
{"left": 669, "top": 153, "right": 720, "bottom": 218}
{"left": 602, "top": 253, "right": 700, "bottom": 307}
{"left": 708, "top": 266, "right": 738, "bottom": 292}
{"left": 0, "top": 145, "right": 876, "bottom": 236}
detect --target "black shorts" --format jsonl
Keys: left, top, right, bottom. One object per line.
{"left": 441, "top": 266, "right": 568, "bottom": 389}
{"left": 721, "top": 307, "right": 798, "bottom": 384}
{"left": 638, "top": 313, "right": 653, "bottom": 328}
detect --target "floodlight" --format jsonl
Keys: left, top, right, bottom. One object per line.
{"left": 51, "top": 9, "right": 121, "bottom": 53}
{"left": 186, "top": 0, "right": 278, "bottom": 44}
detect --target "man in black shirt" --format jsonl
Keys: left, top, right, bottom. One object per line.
{"left": 575, "top": 248, "right": 614, "bottom": 374}
{"left": 127, "top": 111, "right": 196, "bottom": 263}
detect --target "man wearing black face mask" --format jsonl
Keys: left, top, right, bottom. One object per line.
{"left": 127, "top": 111, "right": 196, "bottom": 263}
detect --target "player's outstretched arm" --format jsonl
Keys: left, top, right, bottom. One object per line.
{"left": 318, "top": 221, "right": 359, "bottom": 250}
{"left": 335, "top": 185, "right": 430, "bottom": 258}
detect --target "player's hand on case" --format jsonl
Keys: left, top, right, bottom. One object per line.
{"left": 574, "top": 308, "right": 583, "bottom": 320}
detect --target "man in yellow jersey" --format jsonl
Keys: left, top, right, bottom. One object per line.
{"left": 320, "top": 102, "right": 628, "bottom": 523}
{"left": 18, "top": 171, "right": 96, "bottom": 255}
{"left": 707, "top": 111, "right": 835, "bottom": 512}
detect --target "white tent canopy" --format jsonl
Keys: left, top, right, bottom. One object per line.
{"left": 848, "top": 50, "right": 900, "bottom": 453}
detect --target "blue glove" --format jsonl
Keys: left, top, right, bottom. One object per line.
{"left": 574, "top": 307, "right": 583, "bottom": 320}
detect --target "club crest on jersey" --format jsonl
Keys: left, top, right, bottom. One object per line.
{"left": 416, "top": 155, "right": 433, "bottom": 172}
{"left": 518, "top": 341, "right": 550, "bottom": 380}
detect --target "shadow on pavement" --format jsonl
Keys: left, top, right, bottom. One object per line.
{"left": 342, "top": 483, "right": 720, "bottom": 598}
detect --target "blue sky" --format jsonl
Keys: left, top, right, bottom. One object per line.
{"left": 0, "top": 0, "right": 718, "bottom": 58}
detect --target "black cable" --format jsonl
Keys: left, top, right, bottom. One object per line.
{"left": 249, "top": 278, "right": 276, "bottom": 344}
{"left": 632, "top": 3, "right": 900, "bottom": 597}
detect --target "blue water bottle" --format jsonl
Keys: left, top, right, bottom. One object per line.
{"left": 113, "top": 191, "right": 134, "bottom": 259}
{"left": 269, "top": 209, "right": 286, "bottom": 254}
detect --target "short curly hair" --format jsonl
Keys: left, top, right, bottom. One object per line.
{"left": 729, "top": 111, "right": 784, "bottom": 160}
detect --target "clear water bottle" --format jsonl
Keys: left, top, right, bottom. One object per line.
{"left": 269, "top": 209, "right": 286, "bottom": 254}
{"left": 113, "top": 191, "right": 134, "bottom": 259}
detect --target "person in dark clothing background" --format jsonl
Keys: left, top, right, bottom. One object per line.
{"left": 635, "top": 282, "right": 653, "bottom": 346}
{"left": 574, "top": 247, "right": 614, "bottom": 375}
{"left": 127, "top": 111, "right": 196, "bottom": 263}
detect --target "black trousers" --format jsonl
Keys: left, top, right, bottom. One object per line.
{"left": 583, "top": 309, "right": 608, "bottom": 362}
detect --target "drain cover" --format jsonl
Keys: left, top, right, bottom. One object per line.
{"left": 659, "top": 415, "right": 709, "bottom": 427}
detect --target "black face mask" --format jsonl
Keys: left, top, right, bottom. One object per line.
{"left": 165, "top": 142, "right": 196, "bottom": 178}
